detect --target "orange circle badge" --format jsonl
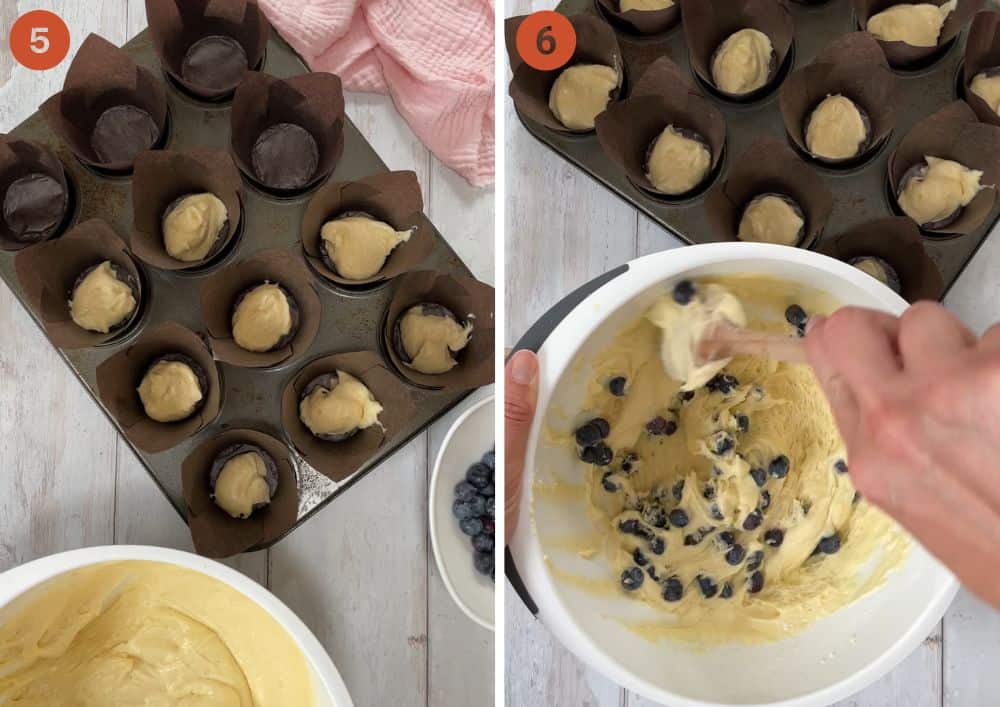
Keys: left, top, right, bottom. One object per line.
{"left": 515, "top": 11, "right": 576, "bottom": 72}
{"left": 9, "top": 11, "right": 71, "bottom": 71}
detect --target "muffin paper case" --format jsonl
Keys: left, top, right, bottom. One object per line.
{"left": 854, "top": 0, "right": 985, "bottom": 68}
{"left": 39, "top": 34, "right": 168, "bottom": 172}
{"left": 595, "top": 0, "right": 681, "bottom": 36}
{"left": 595, "top": 56, "right": 726, "bottom": 198}
{"left": 779, "top": 32, "right": 899, "bottom": 163}
{"left": 964, "top": 10, "right": 1000, "bottom": 126}
{"left": 199, "top": 248, "right": 321, "bottom": 368}
{"left": 96, "top": 321, "right": 222, "bottom": 453}
{"left": 506, "top": 13, "right": 623, "bottom": 134}
{"left": 146, "top": 0, "right": 270, "bottom": 100}
{"left": 14, "top": 219, "right": 144, "bottom": 349}
{"left": 230, "top": 71, "right": 345, "bottom": 193}
{"left": 280, "top": 351, "right": 415, "bottom": 482}
{"left": 679, "top": 0, "right": 794, "bottom": 99}
{"left": 383, "top": 271, "right": 495, "bottom": 391}
{"left": 300, "top": 171, "right": 435, "bottom": 286}
{"left": 887, "top": 101, "right": 1000, "bottom": 236}
{"left": 0, "top": 136, "right": 71, "bottom": 251}
{"left": 819, "top": 216, "right": 945, "bottom": 302}
{"left": 705, "top": 136, "right": 834, "bottom": 247}
{"left": 182, "top": 428, "right": 298, "bottom": 558}
{"left": 130, "top": 148, "right": 243, "bottom": 270}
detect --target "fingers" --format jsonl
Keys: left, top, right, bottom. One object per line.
{"left": 504, "top": 349, "right": 539, "bottom": 543}
{"left": 981, "top": 322, "right": 1000, "bottom": 353}
{"left": 898, "top": 301, "right": 976, "bottom": 373}
{"left": 806, "top": 307, "right": 902, "bottom": 399}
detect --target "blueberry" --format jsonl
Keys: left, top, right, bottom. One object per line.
{"left": 481, "top": 449, "right": 495, "bottom": 470}
{"left": 710, "top": 431, "right": 736, "bottom": 456}
{"left": 697, "top": 575, "right": 718, "bottom": 598}
{"left": 742, "top": 510, "right": 763, "bottom": 531}
{"left": 703, "top": 484, "right": 716, "bottom": 500}
{"left": 717, "top": 530, "right": 735, "bottom": 547}
{"left": 720, "top": 582, "right": 734, "bottom": 599}
{"left": 668, "top": 508, "right": 689, "bottom": 527}
{"left": 619, "top": 518, "right": 642, "bottom": 536}
{"left": 764, "top": 528, "right": 784, "bottom": 547}
{"left": 466, "top": 495, "right": 486, "bottom": 517}
{"left": 750, "top": 467, "right": 767, "bottom": 487}
{"left": 474, "top": 551, "right": 494, "bottom": 576}
{"left": 452, "top": 500, "right": 474, "bottom": 520}
{"left": 785, "top": 304, "right": 808, "bottom": 328}
{"left": 466, "top": 462, "right": 492, "bottom": 489}
{"left": 680, "top": 390, "right": 696, "bottom": 402}
{"left": 482, "top": 518, "right": 495, "bottom": 535}
{"left": 834, "top": 459, "right": 848, "bottom": 474}
{"left": 706, "top": 374, "right": 739, "bottom": 395}
{"left": 662, "top": 576, "right": 684, "bottom": 602}
{"left": 620, "top": 451, "right": 639, "bottom": 473}
{"left": 747, "top": 570, "right": 765, "bottom": 594}
{"left": 642, "top": 504, "right": 668, "bottom": 529}
{"left": 648, "top": 536, "right": 666, "bottom": 555}
{"left": 633, "top": 548, "right": 648, "bottom": 566}
{"left": 593, "top": 418, "right": 610, "bottom": 437}
{"left": 747, "top": 550, "right": 764, "bottom": 572}
{"left": 481, "top": 482, "right": 495, "bottom": 497}
{"left": 725, "top": 544, "right": 746, "bottom": 565}
{"left": 853, "top": 491, "right": 862, "bottom": 504}
{"left": 815, "top": 533, "right": 841, "bottom": 555}
{"left": 460, "top": 517, "right": 484, "bottom": 536}
{"left": 454, "top": 481, "right": 478, "bottom": 502}
{"left": 579, "top": 446, "right": 598, "bottom": 464}
{"left": 683, "top": 533, "right": 701, "bottom": 546}
{"left": 710, "top": 503, "right": 725, "bottom": 521}
{"left": 673, "top": 279, "right": 696, "bottom": 305}
{"left": 601, "top": 472, "right": 620, "bottom": 492}
{"left": 672, "top": 479, "right": 685, "bottom": 501}
{"left": 646, "top": 565, "right": 660, "bottom": 581}
{"left": 618, "top": 565, "right": 645, "bottom": 591}
{"left": 646, "top": 416, "right": 677, "bottom": 436}
{"left": 760, "top": 490, "right": 772, "bottom": 511}
{"left": 575, "top": 420, "right": 606, "bottom": 447}
{"left": 768, "top": 455, "right": 790, "bottom": 479}
{"left": 735, "top": 413, "right": 750, "bottom": 433}
{"left": 472, "top": 533, "right": 494, "bottom": 553}
{"left": 485, "top": 497, "right": 495, "bottom": 518}
{"left": 592, "top": 442, "right": 614, "bottom": 466}
{"left": 608, "top": 376, "right": 628, "bottom": 396}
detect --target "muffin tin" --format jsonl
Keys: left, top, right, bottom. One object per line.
{"left": 0, "top": 30, "right": 482, "bottom": 547}
{"left": 511, "top": 0, "right": 1000, "bottom": 297}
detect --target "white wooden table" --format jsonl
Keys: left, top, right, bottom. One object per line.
{"left": 504, "top": 1, "right": 1000, "bottom": 704}
{"left": 0, "top": 3, "right": 494, "bottom": 706}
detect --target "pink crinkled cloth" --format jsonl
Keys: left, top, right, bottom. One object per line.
{"left": 259, "top": 0, "right": 495, "bottom": 187}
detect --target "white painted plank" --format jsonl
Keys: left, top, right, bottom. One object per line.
{"left": 943, "top": 589, "right": 1000, "bottom": 706}
{"left": 429, "top": 156, "right": 495, "bottom": 285}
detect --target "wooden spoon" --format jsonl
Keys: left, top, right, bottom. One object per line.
{"left": 697, "top": 321, "right": 808, "bottom": 366}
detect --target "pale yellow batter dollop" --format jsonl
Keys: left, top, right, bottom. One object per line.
{"left": 137, "top": 359, "right": 203, "bottom": 422}
{"left": 399, "top": 304, "right": 473, "bottom": 374}
{"left": 970, "top": 71, "right": 1000, "bottom": 117}
{"left": 645, "top": 126, "right": 712, "bottom": 195}
{"left": 738, "top": 195, "right": 804, "bottom": 246}
{"left": 897, "top": 156, "right": 983, "bottom": 226}
{"left": 0, "top": 560, "right": 315, "bottom": 706}
{"left": 548, "top": 64, "right": 619, "bottom": 131}
{"left": 232, "top": 282, "right": 293, "bottom": 353}
{"left": 214, "top": 451, "right": 272, "bottom": 518}
{"left": 69, "top": 261, "right": 137, "bottom": 334}
{"left": 299, "top": 370, "right": 383, "bottom": 437}
{"left": 867, "top": 1, "right": 956, "bottom": 47}
{"left": 806, "top": 95, "right": 868, "bottom": 161}
{"left": 851, "top": 256, "right": 900, "bottom": 292}
{"left": 620, "top": 0, "right": 674, "bottom": 10}
{"left": 163, "top": 192, "right": 228, "bottom": 263}
{"left": 321, "top": 214, "right": 413, "bottom": 280}
{"left": 711, "top": 29, "right": 774, "bottom": 96}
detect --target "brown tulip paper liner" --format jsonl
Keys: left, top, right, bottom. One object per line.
{"left": 200, "top": 249, "right": 321, "bottom": 367}
{"left": 39, "top": 34, "right": 168, "bottom": 172}
{"left": 0, "top": 136, "right": 71, "bottom": 251}
{"left": 819, "top": 217, "right": 944, "bottom": 302}
{"left": 507, "top": 13, "right": 623, "bottom": 134}
{"left": 705, "top": 136, "right": 833, "bottom": 247}
{"left": 853, "top": 0, "right": 985, "bottom": 68}
{"left": 964, "top": 10, "right": 1000, "bottom": 126}
{"left": 146, "top": 0, "right": 270, "bottom": 100}
{"left": 383, "top": 271, "right": 495, "bottom": 390}
{"left": 680, "top": 0, "right": 794, "bottom": 99}
{"left": 182, "top": 428, "right": 298, "bottom": 558}
{"left": 779, "top": 33, "right": 899, "bottom": 164}
{"left": 230, "top": 71, "right": 345, "bottom": 192}
{"left": 300, "top": 171, "right": 435, "bottom": 286}
{"left": 14, "top": 219, "right": 143, "bottom": 348}
{"left": 596, "top": 57, "right": 726, "bottom": 197}
{"left": 887, "top": 101, "right": 1000, "bottom": 235}
{"left": 131, "top": 148, "right": 243, "bottom": 270}
{"left": 96, "top": 321, "right": 222, "bottom": 452}
{"left": 281, "top": 351, "right": 415, "bottom": 481}
{"left": 596, "top": 0, "right": 681, "bottom": 36}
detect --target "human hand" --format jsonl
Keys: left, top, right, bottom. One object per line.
{"left": 504, "top": 350, "right": 539, "bottom": 544}
{"left": 805, "top": 302, "right": 1000, "bottom": 608}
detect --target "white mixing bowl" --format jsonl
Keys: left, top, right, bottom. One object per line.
{"left": 0, "top": 545, "right": 354, "bottom": 707}
{"left": 509, "top": 243, "right": 958, "bottom": 707}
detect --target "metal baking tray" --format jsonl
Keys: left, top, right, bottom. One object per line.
{"left": 1, "top": 30, "right": 477, "bottom": 544}
{"left": 515, "top": 0, "right": 1000, "bottom": 296}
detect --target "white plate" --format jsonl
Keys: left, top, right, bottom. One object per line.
{"left": 430, "top": 394, "right": 496, "bottom": 630}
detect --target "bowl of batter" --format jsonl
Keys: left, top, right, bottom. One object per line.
{"left": 0, "top": 545, "right": 354, "bottom": 706}
{"left": 509, "top": 243, "right": 958, "bottom": 706}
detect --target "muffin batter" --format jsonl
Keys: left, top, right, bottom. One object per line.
{"left": 137, "top": 359, "right": 204, "bottom": 422}
{"left": 69, "top": 261, "right": 137, "bottom": 333}
{"left": 399, "top": 304, "right": 473, "bottom": 374}
{"left": 213, "top": 451, "right": 273, "bottom": 518}
{"left": 737, "top": 194, "right": 805, "bottom": 246}
{"left": 850, "top": 256, "right": 902, "bottom": 293}
{"left": 970, "top": 70, "right": 1000, "bottom": 117}
{"left": 620, "top": 0, "right": 674, "bottom": 10}
{"left": 299, "top": 370, "right": 383, "bottom": 438}
{"left": 711, "top": 29, "right": 774, "bottom": 96}
{"left": 548, "top": 64, "right": 619, "bottom": 131}
{"left": 321, "top": 214, "right": 413, "bottom": 280}
{"left": 867, "top": 1, "right": 956, "bottom": 47}
{"left": 232, "top": 283, "right": 294, "bottom": 353}
{"left": 897, "top": 156, "right": 983, "bottom": 227}
{"left": 0, "top": 560, "right": 315, "bottom": 706}
{"left": 806, "top": 95, "right": 869, "bottom": 161}
{"left": 162, "top": 192, "right": 228, "bottom": 262}
{"left": 645, "top": 126, "right": 712, "bottom": 195}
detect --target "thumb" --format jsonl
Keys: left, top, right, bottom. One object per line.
{"left": 505, "top": 349, "right": 538, "bottom": 544}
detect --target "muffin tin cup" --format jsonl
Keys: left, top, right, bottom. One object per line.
{"left": 96, "top": 321, "right": 222, "bottom": 453}
{"left": 595, "top": 0, "right": 682, "bottom": 35}
{"left": 146, "top": 0, "right": 270, "bottom": 101}
{"left": 506, "top": 13, "right": 623, "bottom": 134}
{"left": 705, "top": 136, "right": 834, "bottom": 247}
{"left": 853, "top": 0, "right": 984, "bottom": 69}
{"left": 0, "top": 136, "right": 72, "bottom": 251}
{"left": 131, "top": 147, "right": 244, "bottom": 270}
{"left": 595, "top": 56, "right": 726, "bottom": 198}
{"left": 181, "top": 428, "right": 298, "bottom": 558}
{"left": 199, "top": 248, "right": 321, "bottom": 368}
{"left": 963, "top": 10, "right": 1000, "bottom": 126}
{"left": 819, "top": 216, "right": 945, "bottom": 301}
{"left": 39, "top": 34, "right": 169, "bottom": 173}
{"left": 280, "top": 350, "right": 416, "bottom": 482}
{"left": 300, "top": 170, "right": 435, "bottom": 286}
{"left": 14, "top": 219, "right": 144, "bottom": 348}
{"left": 887, "top": 100, "right": 1000, "bottom": 236}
